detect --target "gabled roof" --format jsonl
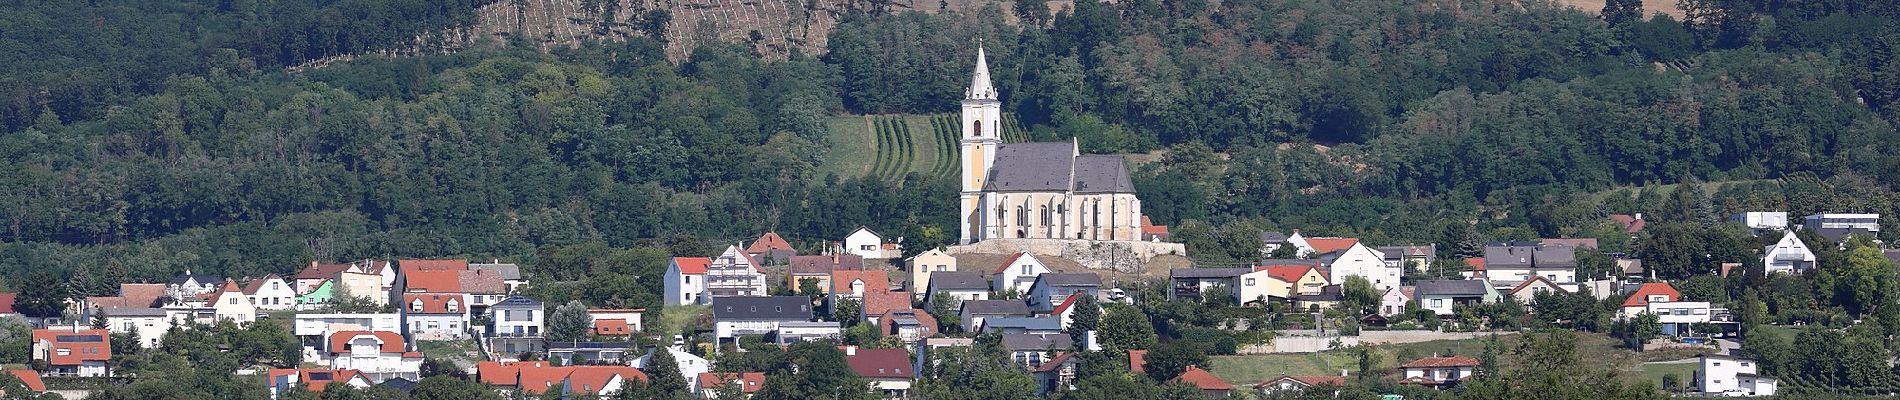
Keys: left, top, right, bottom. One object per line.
{"left": 469, "top": 262, "right": 523, "bottom": 280}
{"left": 404, "top": 271, "right": 463, "bottom": 293}
{"left": 297, "top": 263, "right": 355, "bottom": 280}
{"left": 564, "top": 366, "right": 646, "bottom": 395}
{"left": 1034, "top": 272, "right": 1101, "bottom": 287}
{"left": 1539, "top": 238, "right": 1599, "bottom": 249}
{"left": 1174, "top": 366, "right": 1232, "bottom": 390}
{"left": 1623, "top": 282, "right": 1680, "bottom": 307}
{"left": 402, "top": 293, "right": 465, "bottom": 314}
{"left": 1415, "top": 280, "right": 1489, "bottom": 297}
{"left": 1609, "top": 214, "right": 1646, "bottom": 233}
{"left": 982, "top": 316, "right": 1062, "bottom": 332}
{"left": 328, "top": 331, "right": 405, "bottom": 354}
{"left": 241, "top": 275, "right": 286, "bottom": 295}
{"left": 399, "top": 259, "right": 469, "bottom": 273}
{"left": 790, "top": 255, "right": 864, "bottom": 275}
{"left": 170, "top": 273, "right": 222, "bottom": 286}
{"left": 1170, "top": 268, "right": 1252, "bottom": 279}
{"left": 1258, "top": 265, "right": 1321, "bottom": 283}
{"left": 1401, "top": 356, "right": 1480, "bottom": 369}
{"left": 860, "top": 290, "right": 912, "bottom": 318}
{"left": 476, "top": 361, "right": 550, "bottom": 386}
{"left": 5, "top": 369, "right": 44, "bottom": 392}
{"left": 205, "top": 279, "right": 245, "bottom": 306}
{"left": 845, "top": 348, "right": 913, "bottom": 378}
{"left": 830, "top": 270, "right": 890, "bottom": 294}
{"left": 712, "top": 296, "right": 812, "bottom": 321}
{"left": 1509, "top": 276, "right": 1566, "bottom": 295}
{"left": 87, "top": 283, "right": 169, "bottom": 309}
{"left": 994, "top": 252, "right": 1043, "bottom": 275}
{"left": 1305, "top": 238, "right": 1360, "bottom": 255}
{"left": 982, "top": 142, "right": 1135, "bottom": 193}
{"left": 1000, "top": 332, "right": 1072, "bottom": 352}
{"left": 1261, "top": 231, "right": 1290, "bottom": 243}
{"left": 1261, "top": 375, "right": 1346, "bottom": 388}
{"left": 698, "top": 372, "right": 766, "bottom": 394}
{"left": 1034, "top": 352, "right": 1078, "bottom": 373}
{"left": 31, "top": 329, "right": 111, "bottom": 365}
{"left": 0, "top": 293, "right": 15, "bottom": 314}
{"left": 877, "top": 309, "right": 939, "bottom": 338}
{"left": 268, "top": 369, "right": 366, "bottom": 392}
{"left": 458, "top": 269, "right": 507, "bottom": 295}
{"left": 960, "top": 300, "right": 1031, "bottom": 316}
{"left": 593, "top": 319, "right": 632, "bottom": 336}
{"left": 1467, "top": 257, "right": 1487, "bottom": 271}
{"left": 927, "top": 272, "right": 988, "bottom": 292}
{"left": 1051, "top": 292, "right": 1087, "bottom": 315}
{"left": 747, "top": 232, "right": 794, "bottom": 254}
{"left": 672, "top": 257, "right": 711, "bottom": 275}
{"left": 1129, "top": 350, "right": 1148, "bottom": 373}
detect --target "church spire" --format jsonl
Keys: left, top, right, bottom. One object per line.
{"left": 967, "top": 41, "right": 996, "bottom": 101}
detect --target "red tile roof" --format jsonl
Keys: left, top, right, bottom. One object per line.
{"left": 32, "top": 329, "right": 111, "bottom": 365}
{"left": 593, "top": 319, "right": 632, "bottom": 336}
{"left": 1401, "top": 356, "right": 1480, "bottom": 369}
{"left": 297, "top": 262, "right": 354, "bottom": 280}
{"left": 860, "top": 290, "right": 912, "bottom": 318}
{"left": 0, "top": 293, "right": 14, "bottom": 314}
{"left": 1467, "top": 257, "right": 1486, "bottom": 271}
{"left": 475, "top": 361, "right": 548, "bottom": 386}
{"left": 86, "top": 283, "right": 170, "bottom": 309}
{"left": 698, "top": 372, "right": 766, "bottom": 393}
{"left": 403, "top": 271, "right": 463, "bottom": 293}
{"left": 565, "top": 366, "right": 646, "bottom": 395}
{"left": 205, "top": 279, "right": 244, "bottom": 307}
{"left": 1051, "top": 292, "right": 1085, "bottom": 315}
{"left": 457, "top": 269, "right": 506, "bottom": 294}
{"left": 1128, "top": 350, "right": 1148, "bottom": 374}
{"left": 1610, "top": 214, "right": 1646, "bottom": 234}
{"left": 1623, "top": 282, "right": 1681, "bottom": 308}
{"left": 1174, "top": 366, "right": 1232, "bottom": 390}
{"left": 328, "top": 331, "right": 405, "bottom": 354}
{"left": 1509, "top": 276, "right": 1563, "bottom": 295}
{"left": 994, "top": 252, "right": 1033, "bottom": 274}
{"left": 516, "top": 366, "right": 573, "bottom": 394}
{"left": 876, "top": 309, "right": 939, "bottom": 338}
{"left": 267, "top": 369, "right": 364, "bottom": 392}
{"left": 747, "top": 232, "right": 794, "bottom": 254}
{"left": 1034, "top": 352, "right": 1077, "bottom": 373}
{"left": 1140, "top": 216, "right": 1170, "bottom": 236}
{"left": 1306, "top": 238, "right": 1360, "bottom": 255}
{"left": 845, "top": 348, "right": 913, "bottom": 378}
{"left": 5, "top": 369, "right": 44, "bottom": 391}
{"left": 402, "top": 293, "right": 465, "bottom": 314}
{"left": 1259, "top": 265, "right": 1318, "bottom": 283}
{"left": 400, "top": 259, "right": 470, "bottom": 273}
{"left": 673, "top": 257, "right": 711, "bottom": 275}
{"left": 830, "top": 270, "right": 890, "bottom": 294}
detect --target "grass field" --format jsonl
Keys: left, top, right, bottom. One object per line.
{"left": 1206, "top": 332, "right": 1639, "bottom": 386}
{"left": 823, "top": 113, "right": 1028, "bottom": 182}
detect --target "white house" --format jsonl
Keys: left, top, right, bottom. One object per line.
{"left": 241, "top": 275, "right": 298, "bottom": 311}
{"left": 1414, "top": 280, "right": 1497, "bottom": 316}
{"left": 265, "top": 369, "right": 372, "bottom": 400}
{"left": 1648, "top": 301, "right": 1715, "bottom": 337}
{"left": 98, "top": 307, "right": 170, "bottom": 348}
{"left": 705, "top": 246, "right": 770, "bottom": 300}
{"left": 842, "top": 227, "right": 901, "bottom": 259}
{"left": 1620, "top": 283, "right": 1681, "bottom": 320}
{"left": 323, "top": 330, "right": 422, "bottom": 383}
{"left": 588, "top": 309, "right": 644, "bottom": 337}
{"left": 1699, "top": 353, "right": 1777, "bottom": 396}
{"left": 634, "top": 346, "right": 712, "bottom": 389}
{"left": 206, "top": 280, "right": 258, "bottom": 325}
{"left": 294, "top": 313, "right": 402, "bottom": 337}
{"left": 167, "top": 271, "right": 223, "bottom": 305}
{"left": 1378, "top": 287, "right": 1410, "bottom": 317}
{"left": 924, "top": 271, "right": 990, "bottom": 311}
{"left": 1399, "top": 356, "right": 1479, "bottom": 389}
{"left": 1322, "top": 242, "right": 1398, "bottom": 293}
{"left": 1506, "top": 276, "right": 1567, "bottom": 305}
{"left": 401, "top": 293, "right": 471, "bottom": 340}
{"left": 1731, "top": 212, "right": 1789, "bottom": 235}
{"left": 1761, "top": 231, "right": 1817, "bottom": 274}
{"left": 711, "top": 296, "right": 813, "bottom": 346}
{"left": 1801, "top": 213, "right": 1881, "bottom": 242}
{"left": 665, "top": 257, "right": 711, "bottom": 306}
{"left": 1026, "top": 273, "right": 1101, "bottom": 313}
{"left": 1285, "top": 231, "right": 1315, "bottom": 258}
{"left": 1482, "top": 243, "right": 1578, "bottom": 289}
{"left": 991, "top": 252, "right": 1050, "bottom": 295}
{"left": 489, "top": 296, "right": 545, "bottom": 337}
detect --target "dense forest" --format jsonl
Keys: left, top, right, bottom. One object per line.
{"left": 1, "top": 0, "right": 1899, "bottom": 304}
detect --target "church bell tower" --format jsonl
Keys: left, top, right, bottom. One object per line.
{"left": 959, "top": 43, "right": 1003, "bottom": 245}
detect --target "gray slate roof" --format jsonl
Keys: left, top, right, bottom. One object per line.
{"left": 1169, "top": 267, "right": 1253, "bottom": 279}
{"left": 492, "top": 296, "right": 544, "bottom": 310}
{"left": 789, "top": 255, "right": 865, "bottom": 275}
{"left": 982, "top": 316, "right": 1063, "bottom": 332}
{"left": 1483, "top": 244, "right": 1577, "bottom": 269}
{"left": 1261, "top": 231, "right": 1289, "bottom": 243}
{"left": 1415, "top": 280, "right": 1490, "bottom": 297}
{"left": 928, "top": 272, "right": 989, "bottom": 291}
{"left": 100, "top": 307, "right": 167, "bottom": 317}
{"left": 1035, "top": 272, "right": 1102, "bottom": 287}
{"left": 470, "top": 263, "right": 523, "bottom": 280}
{"left": 1001, "top": 332, "right": 1074, "bottom": 351}
{"left": 960, "top": 300, "right": 1031, "bottom": 316}
{"left": 983, "top": 142, "right": 1135, "bottom": 193}
{"left": 712, "top": 296, "right": 813, "bottom": 321}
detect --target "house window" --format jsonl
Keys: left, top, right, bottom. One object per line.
{"left": 684, "top": 276, "right": 692, "bottom": 284}
{"left": 230, "top": 297, "right": 239, "bottom": 305}
{"left": 411, "top": 299, "right": 425, "bottom": 313}
{"left": 447, "top": 300, "right": 460, "bottom": 313}
{"left": 1020, "top": 265, "right": 1031, "bottom": 275}
{"left": 1431, "top": 299, "right": 1443, "bottom": 308}
{"left": 861, "top": 245, "right": 874, "bottom": 251}
{"left": 1245, "top": 278, "right": 1256, "bottom": 286}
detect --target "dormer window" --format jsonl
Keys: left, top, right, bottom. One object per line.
{"left": 447, "top": 300, "right": 460, "bottom": 313}
{"left": 411, "top": 299, "right": 424, "bottom": 312}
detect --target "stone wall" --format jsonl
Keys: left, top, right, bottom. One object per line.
{"left": 946, "top": 239, "right": 1187, "bottom": 273}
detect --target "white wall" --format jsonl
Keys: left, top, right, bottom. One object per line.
{"left": 1328, "top": 245, "right": 1398, "bottom": 292}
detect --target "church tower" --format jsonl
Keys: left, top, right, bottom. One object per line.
{"left": 959, "top": 44, "right": 1003, "bottom": 245}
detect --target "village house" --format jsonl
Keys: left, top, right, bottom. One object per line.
{"left": 97, "top": 307, "right": 171, "bottom": 348}
{"left": 84, "top": 283, "right": 168, "bottom": 310}
{"left": 401, "top": 293, "right": 470, "bottom": 340}
{"left": 844, "top": 346, "right": 914, "bottom": 398}
{"left": 1316, "top": 239, "right": 1399, "bottom": 292}
{"left": 1167, "top": 267, "right": 1250, "bottom": 303}
{"left": 1482, "top": 242, "right": 1579, "bottom": 290}
{"left": 695, "top": 372, "right": 765, "bottom": 399}
{"left": 335, "top": 260, "right": 393, "bottom": 307}
{"left": 923, "top": 271, "right": 989, "bottom": 311}
{"left": 1507, "top": 276, "right": 1568, "bottom": 304}
{"left": 505, "top": 365, "right": 648, "bottom": 398}
{"left": 859, "top": 290, "right": 913, "bottom": 327}
{"left": 1399, "top": 356, "right": 1480, "bottom": 389}
{"left": 1174, "top": 366, "right": 1234, "bottom": 397}
{"left": 711, "top": 296, "right": 813, "bottom": 347}
{"left": 1255, "top": 374, "right": 1348, "bottom": 396}
{"left": 1032, "top": 352, "right": 1081, "bottom": 394}
{"left": 1026, "top": 272, "right": 1101, "bottom": 312}
{"left": 875, "top": 309, "right": 939, "bottom": 344}
{"left": 842, "top": 227, "right": 903, "bottom": 259}
{"left": 1002, "top": 333, "right": 1072, "bottom": 371}
{"left": 1761, "top": 231, "right": 1818, "bottom": 274}
{"left": 1620, "top": 282, "right": 1681, "bottom": 320}
{"left": 665, "top": 257, "right": 711, "bottom": 306}
{"left": 1378, "top": 286, "right": 1411, "bottom": 316}
{"left": 489, "top": 296, "right": 546, "bottom": 357}
{"left": 828, "top": 269, "right": 890, "bottom": 305}
{"left": 991, "top": 252, "right": 1051, "bottom": 295}
{"left": 1295, "top": 285, "right": 1345, "bottom": 311}
{"left": 265, "top": 369, "right": 371, "bottom": 400}
{"left": 1230, "top": 268, "right": 1291, "bottom": 306}
{"left": 166, "top": 271, "right": 223, "bottom": 304}
{"left": 1258, "top": 262, "right": 1328, "bottom": 297}
{"left": 788, "top": 254, "right": 864, "bottom": 295}
{"left": 745, "top": 231, "right": 797, "bottom": 264}
{"left": 588, "top": 309, "right": 644, "bottom": 338}
{"left": 959, "top": 300, "right": 1031, "bottom": 331}
{"left": 242, "top": 275, "right": 297, "bottom": 311}
{"left": 296, "top": 280, "right": 335, "bottom": 309}
{"left": 905, "top": 248, "right": 958, "bottom": 297}
{"left": 1610, "top": 213, "right": 1648, "bottom": 237}
{"left": 980, "top": 316, "right": 1064, "bottom": 335}
{"left": 322, "top": 330, "right": 423, "bottom": 382}
{"left": 1731, "top": 212, "right": 1789, "bottom": 235}
{"left": 1699, "top": 352, "right": 1778, "bottom": 396}
{"left": 1414, "top": 280, "right": 1498, "bottom": 316}
{"left": 470, "top": 261, "right": 528, "bottom": 294}
{"left": 634, "top": 346, "right": 711, "bottom": 389}
{"left": 295, "top": 262, "right": 354, "bottom": 296}
{"left": 207, "top": 279, "right": 258, "bottom": 325}
{"left": 294, "top": 313, "right": 402, "bottom": 359}
{"left": 1050, "top": 292, "right": 1098, "bottom": 332}
{"left": 1259, "top": 231, "right": 1291, "bottom": 255}
{"left": 546, "top": 341, "right": 637, "bottom": 365}
{"left": 1378, "top": 245, "right": 1436, "bottom": 272}
{"left": 665, "top": 246, "right": 770, "bottom": 306}
{"left": 32, "top": 327, "right": 111, "bottom": 377}
{"left": 459, "top": 269, "right": 510, "bottom": 314}
{"left": 1140, "top": 216, "right": 1171, "bottom": 242}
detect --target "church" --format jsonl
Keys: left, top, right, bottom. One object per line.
{"left": 958, "top": 46, "right": 1145, "bottom": 245}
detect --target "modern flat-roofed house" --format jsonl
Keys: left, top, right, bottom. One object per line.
{"left": 1699, "top": 352, "right": 1778, "bottom": 396}
{"left": 1801, "top": 213, "right": 1881, "bottom": 242}
{"left": 1731, "top": 212, "right": 1789, "bottom": 235}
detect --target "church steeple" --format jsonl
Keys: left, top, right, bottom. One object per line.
{"left": 967, "top": 43, "right": 996, "bottom": 101}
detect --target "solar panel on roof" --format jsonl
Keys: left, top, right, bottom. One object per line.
{"left": 56, "top": 334, "right": 103, "bottom": 342}
{"left": 307, "top": 372, "right": 333, "bottom": 380}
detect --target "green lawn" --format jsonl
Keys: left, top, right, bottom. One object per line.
{"left": 824, "top": 116, "right": 876, "bottom": 177}
{"left": 1207, "top": 333, "right": 1631, "bottom": 386}
{"left": 652, "top": 305, "right": 711, "bottom": 338}
{"left": 1638, "top": 362, "right": 1699, "bottom": 390}
{"left": 418, "top": 339, "right": 481, "bottom": 363}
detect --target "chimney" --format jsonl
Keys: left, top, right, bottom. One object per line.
{"left": 1634, "top": 213, "right": 1644, "bottom": 221}
{"left": 1341, "top": 369, "right": 1349, "bottom": 377}
{"left": 843, "top": 345, "right": 858, "bottom": 356}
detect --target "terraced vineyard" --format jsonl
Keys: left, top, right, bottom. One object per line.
{"left": 824, "top": 113, "right": 1027, "bottom": 182}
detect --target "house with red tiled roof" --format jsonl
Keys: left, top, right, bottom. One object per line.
{"left": 83, "top": 283, "right": 168, "bottom": 310}
{"left": 666, "top": 246, "right": 768, "bottom": 306}
{"left": 830, "top": 270, "right": 890, "bottom": 301}
{"left": 264, "top": 369, "right": 370, "bottom": 399}
{"left": 31, "top": 327, "right": 111, "bottom": 377}
{"left": 3, "top": 369, "right": 45, "bottom": 393}
{"left": 992, "top": 252, "right": 1050, "bottom": 295}
{"left": 788, "top": 254, "right": 865, "bottom": 295}
{"left": 458, "top": 268, "right": 509, "bottom": 312}
{"left": 399, "top": 259, "right": 469, "bottom": 273}
{"left": 1140, "top": 216, "right": 1171, "bottom": 242}
{"left": 323, "top": 331, "right": 422, "bottom": 383}
{"left": 1255, "top": 374, "right": 1348, "bottom": 396}
{"left": 1173, "top": 365, "right": 1233, "bottom": 397}
{"left": 1610, "top": 214, "right": 1647, "bottom": 235}
{"left": 1620, "top": 282, "right": 1682, "bottom": 319}
{"left": 474, "top": 360, "right": 549, "bottom": 389}
{"left": 856, "top": 290, "right": 911, "bottom": 326}
{"left": 696, "top": 372, "right": 765, "bottom": 398}
{"left": 401, "top": 293, "right": 471, "bottom": 340}
{"left": 875, "top": 309, "right": 938, "bottom": 344}
{"left": 1462, "top": 257, "right": 1487, "bottom": 279}
{"left": 502, "top": 364, "right": 647, "bottom": 397}
{"left": 746, "top": 232, "right": 797, "bottom": 264}
{"left": 1050, "top": 292, "right": 1098, "bottom": 330}
{"left": 1305, "top": 237, "right": 1360, "bottom": 256}
{"left": 1399, "top": 356, "right": 1480, "bottom": 389}
{"left": 295, "top": 262, "right": 355, "bottom": 294}
{"left": 843, "top": 346, "right": 914, "bottom": 398}
{"left": 1128, "top": 350, "right": 1148, "bottom": 374}
{"left": 588, "top": 309, "right": 644, "bottom": 337}
{"left": 242, "top": 275, "right": 297, "bottom": 311}
{"left": 207, "top": 279, "right": 258, "bottom": 325}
